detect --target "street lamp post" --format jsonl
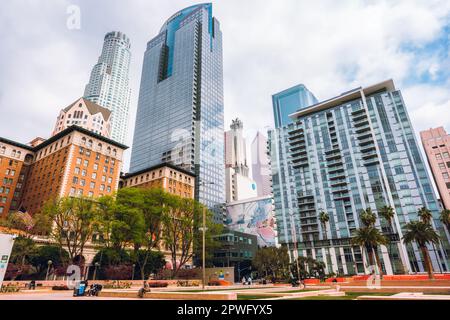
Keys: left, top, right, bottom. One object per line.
{"left": 132, "top": 264, "right": 136, "bottom": 281}
{"left": 93, "top": 262, "right": 100, "bottom": 281}
{"left": 45, "top": 260, "right": 52, "bottom": 281}
{"left": 199, "top": 181, "right": 214, "bottom": 290}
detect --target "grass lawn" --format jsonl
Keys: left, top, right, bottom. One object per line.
{"left": 289, "top": 292, "right": 394, "bottom": 300}
{"left": 273, "top": 289, "right": 321, "bottom": 293}
{"left": 176, "top": 287, "right": 269, "bottom": 293}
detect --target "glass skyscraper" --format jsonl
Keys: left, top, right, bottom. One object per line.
{"left": 272, "top": 84, "right": 319, "bottom": 129}
{"left": 84, "top": 31, "right": 132, "bottom": 144}
{"left": 130, "top": 4, "right": 225, "bottom": 221}
{"left": 272, "top": 79, "right": 450, "bottom": 275}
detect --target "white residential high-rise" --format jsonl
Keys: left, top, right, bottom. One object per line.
{"left": 84, "top": 31, "right": 132, "bottom": 144}
{"left": 251, "top": 132, "right": 272, "bottom": 197}
{"left": 224, "top": 119, "right": 257, "bottom": 202}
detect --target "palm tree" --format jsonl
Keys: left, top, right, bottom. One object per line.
{"left": 319, "top": 211, "right": 330, "bottom": 240}
{"left": 360, "top": 208, "right": 376, "bottom": 227}
{"left": 352, "top": 226, "right": 388, "bottom": 277}
{"left": 379, "top": 206, "right": 395, "bottom": 233}
{"left": 402, "top": 221, "right": 440, "bottom": 279}
{"left": 418, "top": 207, "right": 433, "bottom": 225}
{"left": 440, "top": 209, "right": 450, "bottom": 233}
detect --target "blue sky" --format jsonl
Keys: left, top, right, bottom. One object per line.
{"left": 0, "top": 0, "right": 449, "bottom": 171}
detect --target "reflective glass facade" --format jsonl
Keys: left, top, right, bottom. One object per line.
{"left": 272, "top": 80, "right": 450, "bottom": 275}
{"left": 130, "top": 4, "right": 225, "bottom": 222}
{"left": 272, "top": 84, "right": 318, "bottom": 128}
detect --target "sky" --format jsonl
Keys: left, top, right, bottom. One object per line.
{"left": 0, "top": 0, "right": 449, "bottom": 172}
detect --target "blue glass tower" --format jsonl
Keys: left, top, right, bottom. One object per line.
{"left": 272, "top": 85, "right": 318, "bottom": 128}
{"left": 130, "top": 3, "right": 225, "bottom": 222}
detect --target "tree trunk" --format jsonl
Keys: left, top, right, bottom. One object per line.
{"left": 373, "top": 246, "right": 384, "bottom": 278}
{"left": 366, "top": 245, "right": 375, "bottom": 268}
{"left": 420, "top": 245, "right": 435, "bottom": 280}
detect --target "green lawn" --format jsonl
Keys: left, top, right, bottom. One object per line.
{"left": 273, "top": 289, "right": 320, "bottom": 294}
{"left": 289, "top": 292, "right": 394, "bottom": 300}
{"left": 176, "top": 287, "right": 268, "bottom": 293}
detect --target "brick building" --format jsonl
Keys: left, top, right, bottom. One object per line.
{"left": 120, "top": 163, "right": 195, "bottom": 199}
{"left": 0, "top": 138, "right": 34, "bottom": 217}
{"left": 0, "top": 125, "right": 127, "bottom": 216}
{"left": 52, "top": 98, "right": 112, "bottom": 138}
{"left": 420, "top": 127, "right": 450, "bottom": 210}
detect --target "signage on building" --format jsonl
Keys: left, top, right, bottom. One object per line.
{"left": 0, "top": 234, "right": 15, "bottom": 289}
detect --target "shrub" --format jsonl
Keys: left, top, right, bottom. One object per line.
{"left": 52, "top": 285, "right": 70, "bottom": 291}
{"left": 0, "top": 284, "right": 20, "bottom": 293}
{"left": 177, "top": 280, "right": 200, "bottom": 287}
{"left": 148, "top": 281, "right": 168, "bottom": 288}
{"left": 103, "top": 280, "right": 132, "bottom": 289}
{"left": 104, "top": 265, "right": 132, "bottom": 280}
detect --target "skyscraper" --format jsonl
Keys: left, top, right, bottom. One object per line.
{"left": 420, "top": 127, "right": 450, "bottom": 210}
{"left": 225, "top": 119, "right": 248, "bottom": 176}
{"left": 275, "top": 79, "right": 449, "bottom": 275}
{"left": 251, "top": 132, "right": 272, "bottom": 197}
{"left": 272, "top": 84, "right": 318, "bottom": 129}
{"left": 224, "top": 119, "right": 257, "bottom": 202}
{"left": 130, "top": 4, "right": 225, "bottom": 221}
{"left": 84, "top": 31, "right": 132, "bottom": 144}
{"left": 269, "top": 84, "right": 318, "bottom": 257}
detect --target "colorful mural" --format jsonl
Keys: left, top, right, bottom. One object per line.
{"left": 225, "top": 197, "right": 277, "bottom": 247}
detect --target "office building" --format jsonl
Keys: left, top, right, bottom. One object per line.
{"left": 129, "top": 4, "right": 225, "bottom": 222}
{"left": 84, "top": 31, "right": 132, "bottom": 144}
{"left": 420, "top": 127, "right": 450, "bottom": 210}
{"left": 272, "top": 84, "right": 318, "bottom": 129}
{"left": 212, "top": 228, "right": 258, "bottom": 280}
{"left": 251, "top": 132, "right": 272, "bottom": 197}
{"left": 224, "top": 119, "right": 257, "bottom": 202}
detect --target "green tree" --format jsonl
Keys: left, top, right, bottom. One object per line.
{"left": 319, "top": 211, "right": 330, "bottom": 240}
{"left": 8, "top": 237, "right": 36, "bottom": 268}
{"left": 34, "top": 197, "right": 101, "bottom": 264}
{"left": 253, "top": 247, "right": 290, "bottom": 281}
{"left": 162, "top": 196, "right": 201, "bottom": 278}
{"left": 402, "top": 221, "right": 440, "bottom": 279}
{"left": 352, "top": 226, "right": 388, "bottom": 277}
{"left": 114, "top": 187, "right": 169, "bottom": 280}
{"left": 379, "top": 206, "right": 395, "bottom": 233}
{"left": 360, "top": 208, "right": 377, "bottom": 227}
{"left": 439, "top": 209, "right": 450, "bottom": 233}
{"left": 418, "top": 207, "right": 433, "bottom": 225}
{"left": 29, "top": 245, "right": 70, "bottom": 276}
{"left": 91, "top": 247, "right": 131, "bottom": 280}
{"left": 131, "top": 250, "right": 165, "bottom": 280}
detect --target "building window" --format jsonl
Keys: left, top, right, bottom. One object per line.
{"left": 439, "top": 163, "right": 446, "bottom": 170}
{"left": 436, "top": 154, "right": 442, "bottom": 160}
{"left": 90, "top": 182, "right": 95, "bottom": 189}
{"left": 443, "top": 173, "right": 449, "bottom": 180}
{"left": 92, "top": 173, "right": 97, "bottom": 179}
